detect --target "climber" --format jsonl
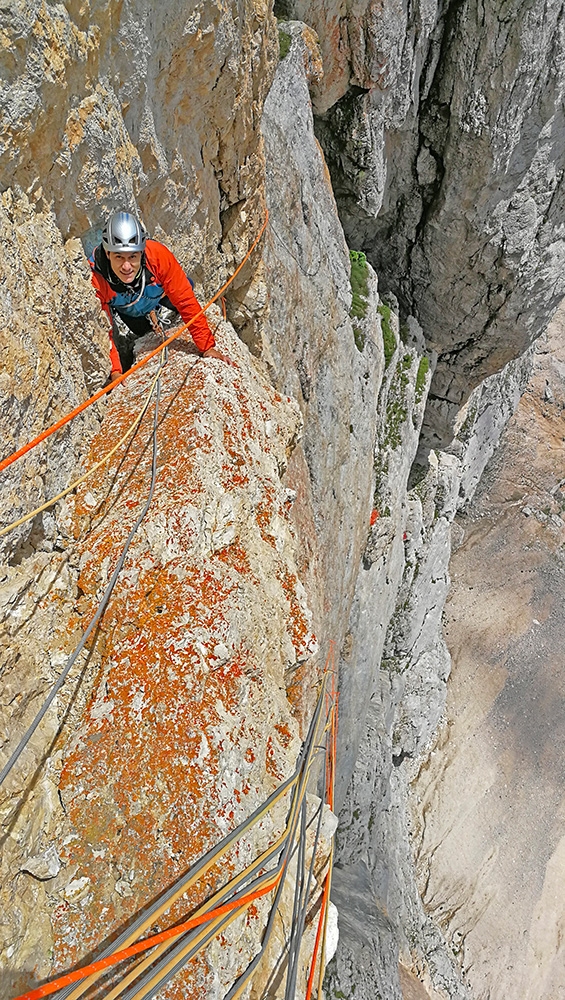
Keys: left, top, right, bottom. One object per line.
{"left": 90, "top": 210, "right": 231, "bottom": 379}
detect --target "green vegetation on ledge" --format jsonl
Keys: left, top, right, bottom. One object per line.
{"left": 349, "top": 250, "right": 369, "bottom": 318}
{"left": 278, "top": 28, "right": 291, "bottom": 60}
{"left": 383, "top": 353, "right": 413, "bottom": 450}
{"left": 349, "top": 250, "right": 369, "bottom": 351}
{"left": 378, "top": 302, "right": 396, "bottom": 367}
{"left": 415, "top": 356, "right": 430, "bottom": 403}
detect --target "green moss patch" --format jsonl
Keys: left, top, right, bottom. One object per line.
{"left": 383, "top": 353, "right": 412, "bottom": 450}
{"left": 415, "top": 356, "right": 430, "bottom": 403}
{"left": 279, "top": 28, "right": 291, "bottom": 60}
{"left": 349, "top": 250, "right": 369, "bottom": 351}
{"left": 349, "top": 250, "right": 369, "bottom": 319}
{"left": 378, "top": 302, "right": 396, "bottom": 367}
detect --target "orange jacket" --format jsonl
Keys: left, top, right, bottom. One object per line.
{"left": 90, "top": 240, "right": 216, "bottom": 373}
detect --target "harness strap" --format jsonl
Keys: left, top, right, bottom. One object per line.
{"left": 117, "top": 268, "right": 147, "bottom": 310}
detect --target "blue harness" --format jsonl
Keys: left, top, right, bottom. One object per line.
{"left": 90, "top": 247, "right": 165, "bottom": 318}
{"left": 109, "top": 276, "right": 164, "bottom": 318}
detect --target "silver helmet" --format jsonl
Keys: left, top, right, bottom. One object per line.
{"left": 102, "top": 211, "right": 147, "bottom": 253}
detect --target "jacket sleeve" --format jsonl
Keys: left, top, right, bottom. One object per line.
{"left": 147, "top": 242, "right": 216, "bottom": 353}
{"left": 90, "top": 267, "right": 123, "bottom": 374}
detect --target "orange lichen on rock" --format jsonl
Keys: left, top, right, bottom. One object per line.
{"left": 279, "top": 569, "right": 316, "bottom": 661}
{"left": 47, "top": 324, "right": 316, "bottom": 998}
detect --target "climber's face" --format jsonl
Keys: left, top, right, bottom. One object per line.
{"left": 107, "top": 250, "right": 142, "bottom": 283}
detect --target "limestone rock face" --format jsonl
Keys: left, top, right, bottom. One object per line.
{"left": 2, "top": 2, "right": 564, "bottom": 999}
{"left": 411, "top": 306, "right": 565, "bottom": 1000}
{"left": 261, "top": 24, "right": 384, "bottom": 651}
{"left": 335, "top": 315, "right": 434, "bottom": 808}
{"left": 286, "top": 0, "right": 565, "bottom": 445}
{"left": 0, "top": 11, "right": 343, "bottom": 997}
{"left": 446, "top": 345, "right": 536, "bottom": 504}
{"left": 324, "top": 305, "right": 471, "bottom": 1000}
{"left": 0, "top": 0, "right": 282, "bottom": 560}
{"left": 0, "top": 189, "right": 109, "bottom": 564}
{"left": 325, "top": 308, "right": 534, "bottom": 997}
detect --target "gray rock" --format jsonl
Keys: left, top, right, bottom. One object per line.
{"left": 261, "top": 25, "right": 384, "bottom": 650}
{"left": 309, "top": 0, "right": 565, "bottom": 447}
{"left": 1, "top": 2, "right": 560, "bottom": 998}
{"left": 21, "top": 845, "right": 61, "bottom": 881}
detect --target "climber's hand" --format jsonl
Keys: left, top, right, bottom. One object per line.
{"left": 202, "top": 348, "right": 236, "bottom": 366}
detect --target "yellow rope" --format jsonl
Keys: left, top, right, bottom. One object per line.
{"left": 0, "top": 355, "right": 166, "bottom": 538}
{"left": 120, "top": 876, "right": 281, "bottom": 1000}
{"left": 63, "top": 773, "right": 300, "bottom": 1000}
{"left": 67, "top": 680, "right": 328, "bottom": 1000}
{"left": 12, "top": 669, "right": 332, "bottom": 1000}
{"left": 317, "top": 840, "right": 334, "bottom": 1000}
{"left": 103, "top": 870, "right": 282, "bottom": 1000}
{"left": 125, "top": 766, "right": 314, "bottom": 1000}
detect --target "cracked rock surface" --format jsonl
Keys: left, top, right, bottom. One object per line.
{"left": 305, "top": 0, "right": 565, "bottom": 447}
{"left": 2, "top": 2, "right": 565, "bottom": 998}
{"left": 411, "top": 304, "right": 565, "bottom": 1000}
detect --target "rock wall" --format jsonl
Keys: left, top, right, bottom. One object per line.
{"left": 325, "top": 330, "right": 535, "bottom": 1000}
{"left": 260, "top": 32, "right": 497, "bottom": 998}
{"left": 0, "top": 191, "right": 109, "bottom": 564}
{"left": 297, "top": 0, "right": 565, "bottom": 448}
{"left": 1, "top": 0, "right": 277, "bottom": 328}
{"left": 411, "top": 308, "right": 565, "bottom": 1000}
{"left": 0, "top": 4, "right": 323, "bottom": 996}
{"left": 0, "top": 8, "right": 360, "bottom": 997}
{"left": 261, "top": 22, "right": 384, "bottom": 657}
{"left": 0, "top": 0, "right": 281, "bottom": 565}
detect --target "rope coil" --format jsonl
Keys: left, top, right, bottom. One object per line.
{"left": 10, "top": 651, "right": 337, "bottom": 1000}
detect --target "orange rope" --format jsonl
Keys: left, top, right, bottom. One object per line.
{"left": 10, "top": 649, "right": 335, "bottom": 1000}
{"left": 0, "top": 215, "right": 268, "bottom": 476}
{"left": 12, "top": 646, "right": 338, "bottom": 1000}
{"left": 12, "top": 869, "right": 281, "bottom": 1000}
{"left": 304, "top": 870, "right": 331, "bottom": 1000}
{"left": 305, "top": 648, "right": 338, "bottom": 1000}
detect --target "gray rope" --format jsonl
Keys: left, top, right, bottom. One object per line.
{"left": 106, "top": 685, "right": 327, "bottom": 1000}
{"left": 52, "top": 714, "right": 319, "bottom": 999}
{"left": 257, "top": 797, "right": 325, "bottom": 1000}
{"left": 0, "top": 358, "right": 165, "bottom": 790}
{"left": 285, "top": 798, "right": 308, "bottom": 998}
{"left": 220, "top": 688, "right": 328, "bottom": 1000}
{"left": 143, "top": 801, "right": 327, "bottom": 1000}
{"left": 120, "top": 851, "right": 288, "bottom": 1000}
{"left": 284, "top": 766, "right": 327, "bottom": 999}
